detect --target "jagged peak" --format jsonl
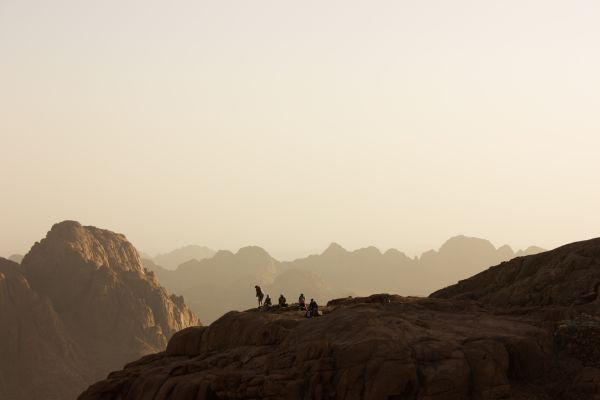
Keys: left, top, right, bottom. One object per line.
{"left": 322, "top": 242, "right": 347, "bottom": 256}
{"left": 496, "top": 244, "right": 515, "bottom": 258}
{"left": 24, "top": 220, "right": 142, "bottom": 275}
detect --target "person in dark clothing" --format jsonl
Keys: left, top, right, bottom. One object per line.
{"left": 263, "top": 294, "right": 272, "bottom": 310}
{"left": 278, "top": 294, "right": 287, "bottom": 307}
{"left": 255, "top": 285, "right": 264, "bottom": 307}
{"left": 306, "top": 298, "right": 319, "bottom": 318}
{"left": 298, "top": 293, "right": 306, "bottom": 310}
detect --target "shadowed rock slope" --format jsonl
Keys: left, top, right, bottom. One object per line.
{"left": 430, "top": 237, "right": 600, "bottom": 307}
{"left": 0, "top": 257, "right": 88, "bottom": 400}
{"left": 79, "top": 238, "right": 600, "bottom": 400}
{"left": 0, "top": 221, "right": 199, "bottom": 400}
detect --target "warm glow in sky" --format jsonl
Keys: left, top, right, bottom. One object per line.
{"left": 2, "top": 1, "right": 600, "bottom": 259}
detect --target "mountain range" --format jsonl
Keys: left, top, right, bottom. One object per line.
{"left": 150, "top": 245, "right": 216, "bottom": 270}
{"left": 144, "top": 236, "right": 544, "bottom": 323}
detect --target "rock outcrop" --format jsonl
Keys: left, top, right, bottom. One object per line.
{"left": 0, "top": 221, "right": 200, "bottom": 400}
{"left": 78, "top": 294, "right": 599, "bottom": 400}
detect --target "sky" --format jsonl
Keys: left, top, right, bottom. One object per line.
{"left": 1, "top": 1, "right": 600, "bottom": 260}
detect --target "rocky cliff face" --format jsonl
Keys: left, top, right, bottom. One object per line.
{"left": 79, "top": 237, "right": 600, "bottom": 400}
{"left": 0, "top": 221, "right": 200, "bottom": 400}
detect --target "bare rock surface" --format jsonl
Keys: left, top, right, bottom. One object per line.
{"left": 0, "top": 221, "right": 200, "bottom": 400}
{"left": 79, "top": 296, "right": 600, "bottom": 399}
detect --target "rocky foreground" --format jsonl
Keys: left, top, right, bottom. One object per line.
{"left": 79, "top": 237, "right": 600, "bottom": 400}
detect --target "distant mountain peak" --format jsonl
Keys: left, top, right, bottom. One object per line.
{"left": 322, "top": 242, "right": 347, "bottom": 256}
{"left": 352, "top": 246, "right": 382, "bottom": 256}
{"left": 8, "top": 254, "right": 23, "bottom": 264}
{"left": 236, "top": 246, "right": 273, "bottom": 261}
{"left": 438, "top": 235, "right": 496, "bottom": 254}
{"left": 153, "top": 245, "right": 216, "bottom": 270}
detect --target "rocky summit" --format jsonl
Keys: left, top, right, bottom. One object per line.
{"left": 0, "top": 221, "right": 199, "bottom": 400}
{"left": 79, "top": 238, "right": 600, "bottom": 400}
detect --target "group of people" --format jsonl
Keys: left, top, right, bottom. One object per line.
{"left": 254, "top": 285, "right": 320, "bottom": 318}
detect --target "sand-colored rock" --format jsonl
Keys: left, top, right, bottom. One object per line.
{"left": 0, "top": 221, "right": 200, "bottom": 400}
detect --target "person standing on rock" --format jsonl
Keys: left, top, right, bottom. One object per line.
{"left": 299, "top": 293, "right": 306, "bottom": 310}
{"left": 255, "top": 285, "right": 264, "bottom": 308}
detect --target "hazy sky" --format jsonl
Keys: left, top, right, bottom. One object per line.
{"left": 2, "top": 1, "right": 600, "bottom": 260}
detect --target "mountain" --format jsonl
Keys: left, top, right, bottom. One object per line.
{"left": 143, "top": 236, "right": 543, "bottom": 324}
{"left": 283, "top": 243, "right": 416, "bottom": 295}
{"left": 0, "top": 221, "right": 199, "bottom": 400}
{"left": 151, "top": 245, "right": 216, "bottom": 270}
{"left": 78, "top": 237, "right": 600, "bottom": 399}
{"left": 8, "top": 253, "right": 23, "bottom": 263}
{"left": 285, "top": 236, "right": 544, "bottom": 296}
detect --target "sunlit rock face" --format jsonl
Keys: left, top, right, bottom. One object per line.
{"left": 0, "top": 221, "right": 200, "bottom": 400}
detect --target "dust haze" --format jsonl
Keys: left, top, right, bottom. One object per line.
{"left": 2, "top": 1, "right": 600, "bottom": 399}
{"left": 2, "top": 1, "right": 600, "bottom": 260}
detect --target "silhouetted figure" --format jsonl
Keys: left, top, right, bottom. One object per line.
{"left": 255, "top": 285, "right": 264, "bottom": 307}
{"left": 298, "top": 293, "right": 306, "bottom": 310}
{"left": 278, "top": 294, "right": 287, "bottom": 307}
{"left": 306, "top": 298, "right": 319, "bottom": 318}
{"left": 263, "top": 294, "right": 272, "bottom": 310}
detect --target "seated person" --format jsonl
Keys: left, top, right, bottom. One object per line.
{"left": 278, "top": 294, "right": 287, "bottom": 307}
{"left": 306, "top": 298, "right": 319, "bottom": 318}
{"left": 263, "top": 294, "right": 272, "bottom": 309}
